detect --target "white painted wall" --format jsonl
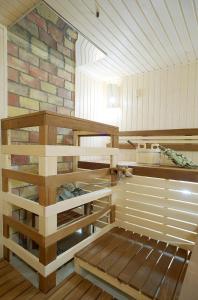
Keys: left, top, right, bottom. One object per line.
{"left": 0, "top": 24, "right": 7, "bottom": 258}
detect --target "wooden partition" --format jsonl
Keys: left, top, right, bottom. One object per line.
{"left": 113, "top": 173, "right": 198, "bottom": 251}
{"left": 1, "top": 111, "right": 119, "bottom": 293}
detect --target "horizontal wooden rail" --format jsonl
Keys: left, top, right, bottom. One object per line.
{"left": 2, "top": 145, "right": 118, "bottom": 156}
{"left": 3, "top": 215, "right": 44, "bottom": 246}
{"left": 1, "top": 111, "right": 118, "bottom": 134}
{"left": 45, "top": 205, "right": 113, "bottom": 247}
{"left": 120, "top": 129, "right": 198, "bottom": 136}
{"left": 78, "top": 161, "right": 198, "bottom": 183}
{"left": 3, "top": 205, "right": 113, "bottom": 248}
{"left": 108, "top": 143, "right": 198, "bottom": 151}
{"left": 2, "top": 169, "right": 45, "bottom": 186}
{"left": 46, "top": 168, "right": 110, "bottom": 187}
{"left": 130, "top": 165, "right": 198, "bottom": 182}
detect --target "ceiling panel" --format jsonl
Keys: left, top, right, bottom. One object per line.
{"left": 0, "top": 0, "right": 40, "bottom": 26}
{"left": 45, "top": 0, "right": 198, "bottom": 78}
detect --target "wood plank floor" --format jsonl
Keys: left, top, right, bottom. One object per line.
{"left": 76, "top": 227, "right": 190, "bottom": 300}
{"left": 0, "top": 260, "right": 115, "bottom": 299}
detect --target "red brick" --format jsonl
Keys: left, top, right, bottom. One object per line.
{"left": 29, "top": 131, "right": 39, "bottom": 143}
{"left": 8, "top": 93, "right": 19, "bottom": 106}
{"left": 11, "top": 155, "right": 29, "bottom": 165}
{"left": 20, "top": 73, "right": 40, "bottom": 89}
{"left": 27, "top": 11, "right": 47, "bottom": 31}
{"left": 57, "top": 106, "right": 71, "bottom": 116}
{"left": 40, "top": 60, "right": 57, "bottom": 74}
{"left": 48, "top": 23, "right": 63, "bottom": 44}
{"left": 39, "top": 28, "right": 57, "bottom": 49}
{"left": 7, "top": 42, "right": 18, "bottom": 57}
{"left": 57, "top": 44, "right": 71, "bottom": 57}
{"left": 8, "top": 55, "right": 29, "bottom": 73}
{"left": 8, "top": 67, "right": 19, "bottom": 82}
{"left": 49, "top": 74, "right": 64, "bottom": 88}
{"left": 29, "top": 65, "right": 48, "bottom": 81}
{"left": 58, "top": 88, "right": 71, "bottom": 98}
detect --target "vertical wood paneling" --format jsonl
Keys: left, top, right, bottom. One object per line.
{"left": 120, "top": 61, "right": 198, "bottom": 131}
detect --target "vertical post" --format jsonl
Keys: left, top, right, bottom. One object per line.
{"left": 73, "top": 131, "right": 79, "bottom": 172}
{"left": 38, "top": 127, "right": 57, "bottom": 293}
{"left": 39, "top": 125, "right": 57, "bottom": 145}
{"left": 110, "top": 134, "right": 118, "bottom": 186}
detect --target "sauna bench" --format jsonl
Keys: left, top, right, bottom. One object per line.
{"left": 75, "top": 227, "right": 190, "bottom": 300}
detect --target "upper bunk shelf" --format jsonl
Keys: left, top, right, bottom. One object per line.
{"left": 1, "top": 110, "right": 119, "bottom": 145}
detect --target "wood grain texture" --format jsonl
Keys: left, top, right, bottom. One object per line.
{"left": 75, "top": 227, "right": 189, "bottom": 299}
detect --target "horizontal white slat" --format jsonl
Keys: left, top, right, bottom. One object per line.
{"left": 117, "top": 220, "right": 194, "bottom": 250}
{"left": 167, "top": 189, "right": 198, "bottom": 204}
{"left": 165, "top": 208, "right": 198, "bottom": 224}
{"left": 124, "top": 175, "right": 166, "bottom": 188}
{"left": 118, "top": 191, "right": 164, "bottom": 206}
{"left": 45, "top": 223, "right": 115, "bottom": 276}
{"left": 166, "top": 218, "right": 198, "bottom": 233}
{"left": 2, "top": 145, "right": 118, "bottom": 157}
{"left": 45, "top": 188, "right": 112, "bottom": 217}
{"left": 116, "top": 206, "right": 163, "bottom": 223}
{"left": 3, "top": 237, "right": 45, "bottom": 276}
{"left": 167, "top": 180, "right": 198, "bottom": 193}
{"left": 124, "top": 183, "right": 166, "bottom": 197}
{"left": 2, "top": 192, "right": 44, "bottom": 216}
{"left": 116, "top": 199, "right": 164, "bottom": 215}
{"left": 116, "top": 211, "right": 164, "bottom": 232}
{"left": 165, "top": 226, "right": 198, "bottom": 243}
{"left": 116, "top": 220, "right": 163, "bottom": 240}
{"left": 166, "top": 199, "right": 198, "bottom": 214}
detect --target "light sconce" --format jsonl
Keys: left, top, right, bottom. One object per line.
{"left": 107, "top": 84, "right": 120, "bottom": 108}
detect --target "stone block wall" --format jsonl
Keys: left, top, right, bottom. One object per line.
{"left": 7, "top": 3, "right": 78, "bottom": 198}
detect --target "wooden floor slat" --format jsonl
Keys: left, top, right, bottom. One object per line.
{"left": 129, "top": 241, "right": 167, "bottom": 290}
{"left": 76, "top": 227, "right": 190, "bottom": 300}
{"left": 0, "top": 261, "right": 114, "bottom": 300}
{"left": 156, "top": 248, "right": 187, "bottom": 300}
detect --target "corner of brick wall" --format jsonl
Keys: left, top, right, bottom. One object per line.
{"left": 7, "top": 3, "right": 78, "bottom": 198}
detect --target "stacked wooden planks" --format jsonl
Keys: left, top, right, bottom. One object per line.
{"left": 75, "top": 227, "right": 190, "bottom": 300}
{"left": 0, "top": 259, "right": 115, "bottom": 299}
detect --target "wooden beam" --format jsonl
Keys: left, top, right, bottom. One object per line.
{"left": 120, "top": 129, "right": 198, "bottom": 137}
{"left": 3, "top": 215, "right": 45, "bottom": 246}
{"left": 46, "top": 168, "right": 110, "bottom": 188}
{"left": 2, "top": 169, "right": 45, "bottom": 186}
{"left": 1, "top": 111, "right": 118, "bottom": 135}
{"left": 45, "top": 206, "right": 112, "bottom": 247}
{"left": 111, "top": 142, "right": 198, "bottom": 151}
{"left": 131, "top": 165, "right": 198, "bottom": 183}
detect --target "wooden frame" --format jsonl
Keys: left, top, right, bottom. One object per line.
{"left": 1, "top": 111, "right": 118, "bottom": 293}
{"left": 74, "top": 257, "right": 151, "bottom": 300}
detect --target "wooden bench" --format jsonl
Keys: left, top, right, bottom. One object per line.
{"left": 75, "top": 227, "right": 190, "bottom": 300}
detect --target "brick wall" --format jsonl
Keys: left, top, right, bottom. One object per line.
{"left": 7, "top": 3, "right": 78, "bottom": 198}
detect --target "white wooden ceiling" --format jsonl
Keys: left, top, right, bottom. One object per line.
{"left": 46, "top": 0, "right": 198, "bottom": 79}
{"left": 0, "top": 0, "right": 40, "bottom": 26}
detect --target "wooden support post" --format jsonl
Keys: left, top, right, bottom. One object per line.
{"left": 1, "top": 129, "right": 8, "bottom": 145}
{"left": 39, "top": 244, "right": 57, "bottom": 293}
{"left": 38, "top": 145, "right": 57, "bottom": 292}
{"left": 83, "top": 203, "right": 93, "bottom": 235}
{"left": 73, "top": 131, "right": 79, "bottom": 172}
{"left": 39, "top": 125, "right": 57, "bottom": 145}
{"left": 3, "top": 217, "right": 10, "bottom": 261}
{"left": 110, "top": 204, "right": 115, "bottom": 223}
